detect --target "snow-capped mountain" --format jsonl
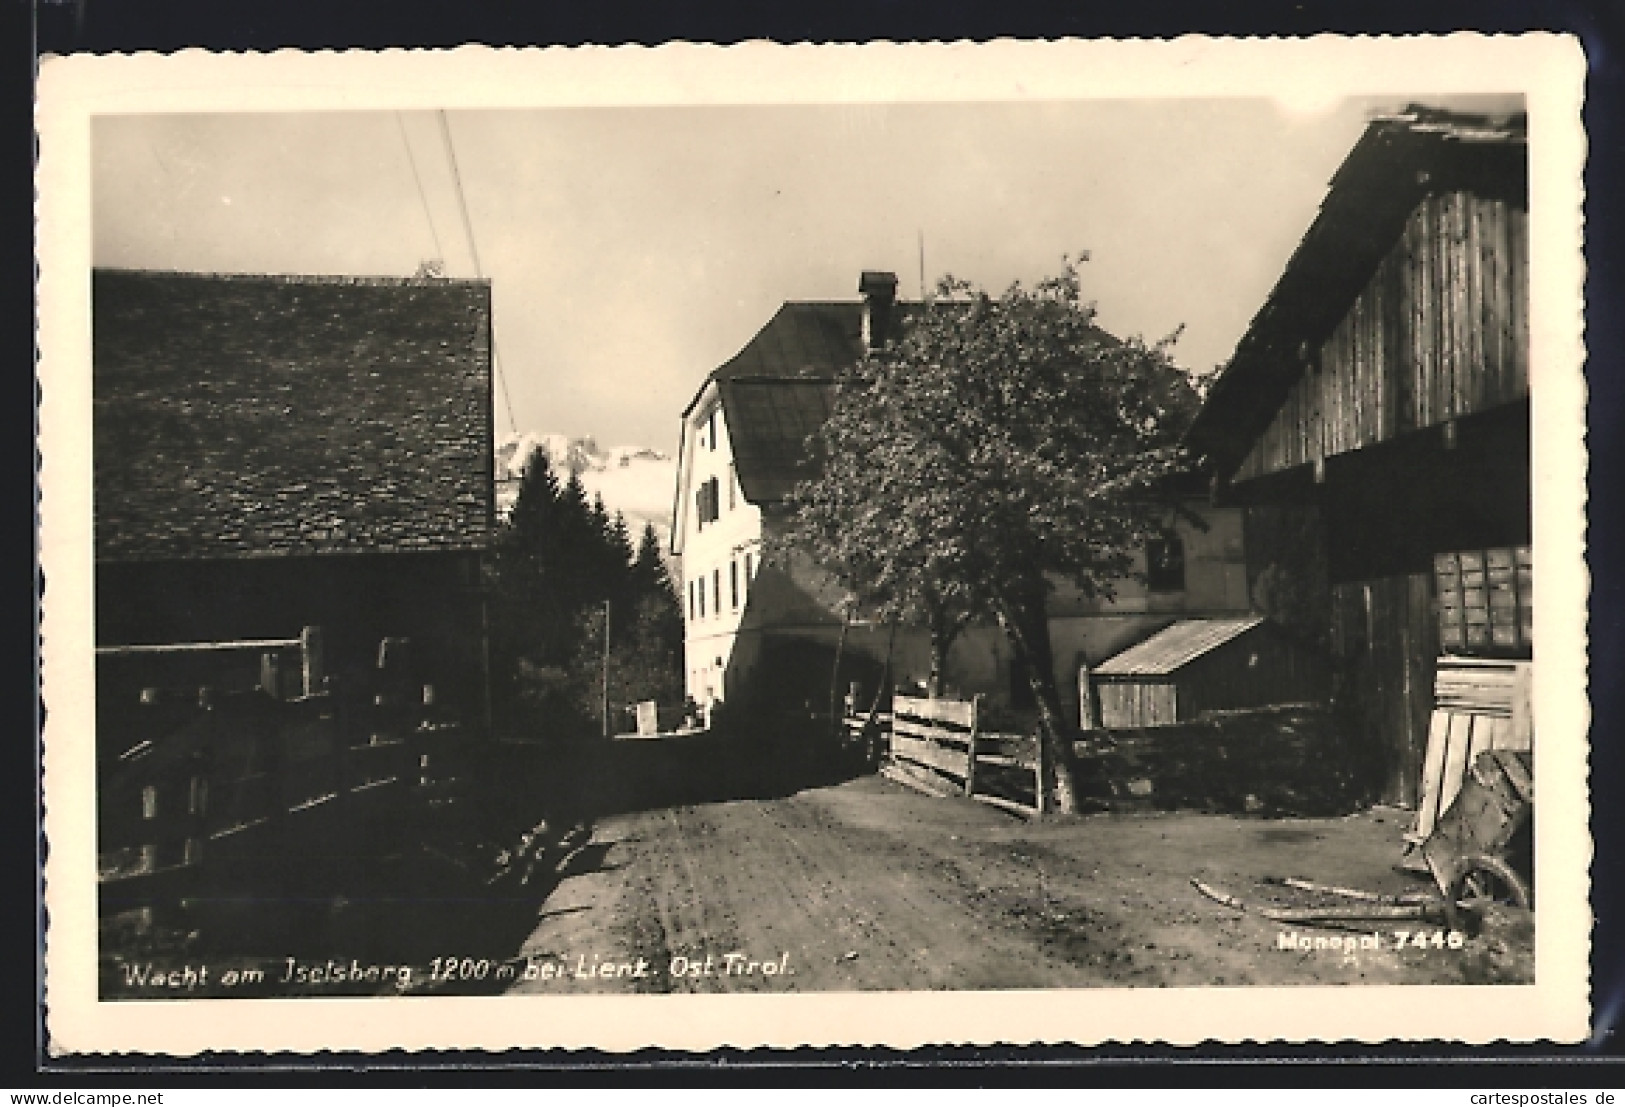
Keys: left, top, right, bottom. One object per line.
{"left": 495, "top": 432, "right": 677, "bottom": 550}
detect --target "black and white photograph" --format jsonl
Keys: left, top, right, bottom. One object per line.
{"left": 37, "top": 38, "right": 1590, "bottom": 1052}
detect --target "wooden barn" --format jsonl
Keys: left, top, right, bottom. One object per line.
{"left": 91, "top": 269, "right": 496, "bottom": 921}
{"left": 1090, "top": 616, "right": 1327, "bottom": 728}
{"left": 92, "top": 268, "right": 495, "bottom": 718}
{"left": 1184, "top": 105, "right": 1530, "bottom": 806}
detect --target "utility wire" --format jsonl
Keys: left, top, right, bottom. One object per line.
{"left": 395, "top": 111, "right": 444, "bottom": 267}
{"left": 918, "top": 229, "right": 926, "bottom": 300}
{"left": 437, "top": 109, "right": 519, "bottom": 435}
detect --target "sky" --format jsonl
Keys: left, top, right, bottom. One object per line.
{"left": 91, "top": 94, "right": 1523, "bottom": 453}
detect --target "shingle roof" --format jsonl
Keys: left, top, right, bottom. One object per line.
{"left": 1185, "top": 106, "right": 1527, "bottom": 479}
{"left": 93, "top": 269, "right": 494, "bottom": 562}
{"left": 1093, "top": 616, "right": 1266, "bottom": 677}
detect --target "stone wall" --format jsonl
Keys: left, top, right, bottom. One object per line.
{"left": 1070, "top": 704, "right": 1379, "bottom": 817}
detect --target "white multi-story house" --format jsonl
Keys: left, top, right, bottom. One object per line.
{"left": 672, "top": 272, "right": 904, "bottom": 709}
{"left": 671, "top": 270, "right": 1258, "bottom": 723}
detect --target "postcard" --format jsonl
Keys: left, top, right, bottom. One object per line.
{"left": 37, "top": 34, "right": 1590, "bottom": 1053}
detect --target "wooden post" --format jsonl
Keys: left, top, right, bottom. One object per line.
{"left": 828, "top": 610, "right": 851, "bottom": 743}
{"left": 864, "top": 620, "right": 900, "bottom": 769}
{"left": 962, "top": 694, "right": 982, "bottom": 798}
{"left": 1034, "top": 719, "right": 1050, "bottom": 816}
{"left": 300, "top": 625, "right": 325, "bottom": 699}
{"left": 1077, "top": 660, "right": 1098, "bottom": 730}
{"left": 601, "top": 599, "right": 612, "bottom": 739}
{"left": 259, "top": 650, "right": 282, "bottom": 700}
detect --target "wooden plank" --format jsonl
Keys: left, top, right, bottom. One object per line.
{"left": 1477, "top": 715, "right": 1513, "bottom": 751}
{"left": 1438, "top": 194, "right": 1453, "bottom": 423}
{"left": 1465, "top": 195, "right": 1480, "bottom": 408}
{"left": 1485, "top": 199, "right": 1505, "bottom": 400}
{"left": 1411, "top": 711, "right": 1446, "bottom": 840}
{"left": 1465, "top": 713, "right": 1495, "bottom": 764}
{"left": 972, "top": 793, "right": 1037, "bottom": 819}
{"left": 891, "top": 734, "right": 970, "bottom": 781}
{"left": 1421, "top": 196, "right": 1436, "bottom": 426}
{"left": 1457, "top": 191, "right": 1472, "bottom": 415}
{"left": 1438, "top": 711, "right": 1475, "bottom": 817}
{"left": 892, "top": 718, "right": 967, "bottom": 745}
{"left": 96, "top": 637, "right": 302, "bottom": 656}
{"left": 1511, "top": 206, "right": 1529, "bottom": 395}
{"left": 880, "top": 759, "right": 960, "bottom": 800}
{"left": 1393, "top": 240, "right": 1413, "bottom": 431}
{"left": 963, "top": 696, "right": 980, "bottom": 798}
{"left": 979, "top": 733, "right": 1038, "bottom": 760}
{"left": 893, "top": 695, "right": 976, "bottom": 729}
{"left": 974, "top": 752, "right": 1037, "bottom": 770}
{"left": 1511, "top": 661, "right": 1534, "bottom": 750}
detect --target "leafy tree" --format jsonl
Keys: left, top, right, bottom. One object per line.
{"left": 784, "top": 258, "right": 1199, "bottom": 812}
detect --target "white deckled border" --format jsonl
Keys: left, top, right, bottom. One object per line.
{"left": 38, "top": 33, "right": 1590, "bottom": 1054}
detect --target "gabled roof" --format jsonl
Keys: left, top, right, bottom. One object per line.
{"left": 719, "top": 377, "right": 837, "bottom": 504}
{"left": 1185, "top": 105, "right": 1528, "bottom": 480}
{"left": 1093, "top": 616, "right": 1266, "bottom": 677}
{"left": 712, "top": 301, "right": 867, "bottom": 385}
{"left": 93, "top": 269, "right": 494, "bottom": 562}
{"left": 685, "top": 299, "right": 922, "bottom": 508}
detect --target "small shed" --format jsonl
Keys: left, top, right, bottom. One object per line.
{"left": 1091, "top": 616, "right": 1326, "bottom": 728}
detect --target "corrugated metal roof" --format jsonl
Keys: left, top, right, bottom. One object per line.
{"left": 1093, "top": 616, "right": 1266, "bottom": 677}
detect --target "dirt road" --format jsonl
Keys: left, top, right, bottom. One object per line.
{"left": 503, "top": 756, "right": 1531, "bottom": 994}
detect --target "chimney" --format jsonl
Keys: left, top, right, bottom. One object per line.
{"left": 859, "top": 270, "right": 898, "bottom": 352}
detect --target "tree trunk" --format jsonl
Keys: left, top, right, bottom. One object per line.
{"left": 864, "top": 620, "right": 900, "bottom": 768}
{"left": 828, "top": 613, "right": 851, "bottom": 743}
{"left": 926, "top": 604, "right": 969, "bottom": 698}
{"left": 992, "top": 593, "right": 1079, "bottom": 815}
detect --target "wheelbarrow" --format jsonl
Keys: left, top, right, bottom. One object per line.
{"left": 1420, "top": 748, "right": 1533, "bottom": 932}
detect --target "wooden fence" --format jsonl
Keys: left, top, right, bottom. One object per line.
{"left": 96, "top": 626, "right": 470, "bottom": 920}
{"left": 853, "top": 694, "right": 1044, "bottom": 818}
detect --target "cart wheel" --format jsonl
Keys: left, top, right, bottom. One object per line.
{"left": 1445, "top": 853, "right": 1532, "bottom": 933}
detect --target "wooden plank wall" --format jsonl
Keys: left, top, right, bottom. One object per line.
{"left": 1097, "top": 682, "right": 1179, "bottom": 728}
{"left": 1178, "top": 631, "right": 1329, "bottom": 719}
{"left": 1238, "top": 191, "right": 1528, "bottom": 481}
{"left": 1328, "top": 573, "right": 1438, "bottom": 807}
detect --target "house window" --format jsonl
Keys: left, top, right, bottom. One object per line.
{"left": 1146, "top": 531, "right": 1186, "bottom": 593}
{"left": 712, "top": 569, "right": 721, "bottom": 618}
{"left": 695, "top": 477, "right": 721, "bottom": 528}
{"left": 688, "top": 580, "right": 695, "bottom": 621}
{"left": 708, "top": 410, "right": 718, "bottom": 452}
{"left": 730, "top": 559, "right": 739, "bottom": 610}
{"left": 728, "top": 463, "right": 736, "bottom": 510}
{"left": 744, "top": 552, "right": 754, "bottom": 593}
{"left": 698, "top": 576, "right": 706, "bottom": 619}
